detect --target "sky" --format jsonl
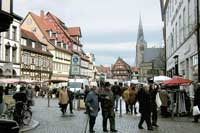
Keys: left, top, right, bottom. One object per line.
{"left": 14, "top": 0, "right": 163, "bottom": 66}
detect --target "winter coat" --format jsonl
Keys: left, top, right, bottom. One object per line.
{"left": 122, "top": 89, "right": 129, "bottom": 102}
{"left": 111, "top": 85, "right": 121, "bottom": 96}
{"left": 137, "top": 88, "right": 151, "bottom": 113}
{"left": 85, "top": 91, "right": 99, "bottom": 117}
{"left": 100, "top": 89, "right": 114, "bottom": 112}
{"left": 128, "top": 89, "right": 137, "bottom": 105}
{"left": 159, "top": 90, "right": 169, "bottom": 107}
{"left": 59, "top": 90, "right": 69, "bottom": 104}
{"left": 194, "top": 88, "right": 200, "bottom": 109}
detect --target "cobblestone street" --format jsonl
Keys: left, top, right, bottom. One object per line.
{"left": 26, "top": 98, "right": 200, "bottom": 133}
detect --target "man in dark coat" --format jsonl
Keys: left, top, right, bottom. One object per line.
{"left": 111, "top": 82, "right": 121, "bottom": 111}
{"left": 149, "top": 84, "right": 159, "bottom": 127}
{"left": 137, "top": 85, "right": 153, "bottom": 130}
{"left": 66, "top": 87, "right": 74, "bottom": 114}
{"left": 100, "top": 82, "right": 117, "bottom": 132}
{"left": 194, "top": 85, "right": 200, "bottom": 123}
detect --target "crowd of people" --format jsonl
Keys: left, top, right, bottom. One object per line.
{"left": 0, "top": 80, "right": 200, "bottom": 133}
{"left": 82, "top": 81, "right": 200, "bottom": 133}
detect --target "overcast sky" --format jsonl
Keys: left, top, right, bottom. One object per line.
{"left": 14, "top": 0, "right": 163, "bottom": 66}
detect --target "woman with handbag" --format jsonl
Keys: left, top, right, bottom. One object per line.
{"left": 193, "top": 85, "right": 200, "bottom": 123}
{"left": 58, "top": 87, "right": 69, "bottom": 115}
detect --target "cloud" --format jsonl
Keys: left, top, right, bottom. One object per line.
{"left": 13, "top": 0, "right": 163, "bottom": 65}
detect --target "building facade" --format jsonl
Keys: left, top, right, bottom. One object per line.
{"left": 0, "top": 14, "right": 22, "bottom": 78}
{"left": 0, "top": 0, "right": 13, "bottom": 32}
{"left": 162, "top": 0, "right": 198, "bottom": 81}
{"left": 20, "top": 29, "right": 53, "bottom": 81}
{"left": 160, "top": 0, "right": 199, "bottom": 97}
{"left": 111, "top": 57, "right": 132, "bottom": 81}
{"left": 21, "top": 11, "right": 72, "bottom": 80}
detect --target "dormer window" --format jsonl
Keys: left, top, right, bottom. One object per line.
{"left": 48, "top": 30, "right": 52, "bottom": 37}
{"left": 57, "top": 41, "right": 62, "bottom": 47}
{"left": 32, "top": 41, "right": 35, "bottom": 48}
{"left": 63, "top": 43, "right": 66, "bottom": 49}
{"left": 42, "top": 45, "right": 47, "bottom": 52}
{"left": 53, "top": 32, "right": 58, "bottom": 38}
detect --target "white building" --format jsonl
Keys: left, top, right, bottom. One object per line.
{"left": 86, "top": 53, "right": 96, "bottom": 81}
{"left": 161, "top": 0, "right": 199, "bottom": 96}
{"left": 0, "top": 14, "right": 22, "bottom": 78}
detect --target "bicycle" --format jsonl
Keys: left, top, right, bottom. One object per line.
{"left": 13, "top": 101, "right": 32, "bottom": 127}
{"left": 0, "top": 103, "right": 15, "bottom": 120}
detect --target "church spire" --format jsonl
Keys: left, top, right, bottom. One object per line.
{"left": 137, "top": 14, "right": 145, "bottom": 44}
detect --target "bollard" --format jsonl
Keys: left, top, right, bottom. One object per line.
{"left": 48, "top": 92, "right": 50, "bottom": 107}
{"left": 77, "top": 95, "right": 80, "bottom": 110}
{"left": 119, "top": 98, "right": 122, "bottom": 117}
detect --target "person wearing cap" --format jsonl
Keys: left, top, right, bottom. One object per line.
{"left": 66, "top": 86, "right": 74, "bottom": 114}
{"left": 85, "top": 86, "right": 99, "bottom": 133}
{"left": 100, "top": 82, "right": 117, "bottom": 132}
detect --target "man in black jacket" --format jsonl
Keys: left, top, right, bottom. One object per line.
{"left": 137, "top": 84, "right": 153, "bottom": 131}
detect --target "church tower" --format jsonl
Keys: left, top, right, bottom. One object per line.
{"left": 135, "top": 15, "right": 147, "bottom": 67}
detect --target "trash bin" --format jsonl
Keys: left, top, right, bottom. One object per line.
{"left": 0, "top": 119, "right": 19, "bottom": 133}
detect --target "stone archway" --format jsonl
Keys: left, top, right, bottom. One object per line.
{"left": 12, "top": 69, "right": 17, "bottom": 77}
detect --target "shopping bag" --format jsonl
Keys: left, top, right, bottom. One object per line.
{"left": 156, "top": 92, "right": 162, "bottom": 108}
{"left": 193, "top": 106, "right": 200, "bottom": 116}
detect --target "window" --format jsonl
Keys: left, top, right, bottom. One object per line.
{"left": 175, "top": 23, "right": 178, "bottom": 49}
{"left": 12, "top": 47, "right": 17, "bottom": 63}
{"left": 34, "top": 57, "right": 39, "bottom": 66}
{"left": 5, "top": 29, "right": 10, "bottom": 39}
{"left": 179, "top": 15, "right": 182, "bottom": 45}
{"left": 48, "top": 30, "right": 52, "bottom": 37}
{"left": 42, "top": 45, "right": 47, "bottom": 51}
{"left": 12, "top": 26, "right": 17, "bottom": 41}
{"left": 73, "top": 44, "right": 77, "bottom": 51}
{"left": 32, "top": 41, "right": 35, "bottom": 48}
{"left": 5, "top": 45, "right": 10, "bottom": 62}
{"left": 171, "top": 32, "right": 174, "bottom": 53}
{"left": 193, "top": 55, "right": 198, "bottom": 66}
{"left": 175, "top": 23, "right": 177, "bottom": 49}
{"left": 183, "top": 8, "right": 186, "bottom": 39}
{"left": 21, "top": 38, "right": 27, "bottom": 46}
{"left": 23, "top": 53, "right": 29, "bottom": 65}
{"left": 0, "top": 36, "right": 1, "bottom": 60}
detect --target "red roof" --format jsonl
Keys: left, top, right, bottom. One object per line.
{"left": 96, "top": 66, "right": 111, "bottom": 73}
{"left": 67, "top": 27, "right": 81, "bottom": 37}
{"left": 131, "top": 66, "right": 139, "bottom": 72}
{"left": 21, "top": 29, "right": 39, "bottom": 42}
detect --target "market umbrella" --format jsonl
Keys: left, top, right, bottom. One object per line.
{"left": 153, "top": 75, "right": 171, "bottom": 83}
{"left": 161, "top": 76, "right": 193, "bottom": 86}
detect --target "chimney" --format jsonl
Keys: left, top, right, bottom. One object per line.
{"left": 40, "top": 10, "right": 44, "bottom": 19}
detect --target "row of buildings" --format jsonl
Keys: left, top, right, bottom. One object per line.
{"left": 96, "top": 57, "right": 139, "bottom": 82}
{"left": 0, "top": 1, "right": 96, "bottom": 82}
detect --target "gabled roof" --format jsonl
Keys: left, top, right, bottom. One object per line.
{"left": 29, "top": 12, "right": 72, "bottom": 54}
{"left": 46, "top": 12, "right": 82, "bottom": 46}
{"left": 21, "top": 29, "right": 39, "bottom": 42}
{"left": 112, "top": 57, "right": 131, "bottom": 70}
{"left": 67, "top": 27, "right": 82, "bottom": 37}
